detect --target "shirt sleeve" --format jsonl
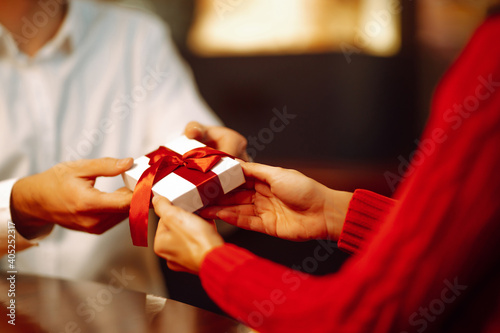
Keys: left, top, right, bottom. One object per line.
{"left": 337, "top": 189, "right": 397, "bottom": 255}
{"left": 139, "top": 19, "right": 222, "bottom": 147}
{"left": 0, "top": 178, "right": 37, "bottom": 255}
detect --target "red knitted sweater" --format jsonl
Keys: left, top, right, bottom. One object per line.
{"left": 200, "top": 14, "right": 500, "bottom": 333}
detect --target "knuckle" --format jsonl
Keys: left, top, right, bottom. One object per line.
{"left": 74, "top": 219, "right": 95, "bottom": 233}
{"left": 51, "top": 163, "right": 71, "bottom": 179}
{"left": 153, "top": 244, "right": 161, "bottom": 257}
{"left": 79, "top": 218, "right": 103, "bottom": 234}
{"left": 65, "top": 159, "right": 89, "bottom": 172}
{"left": 154, "top": 241, "right": 166, "bottom": 257}
{"left": 73, "top": 198, "right": 91, "bottom": 214}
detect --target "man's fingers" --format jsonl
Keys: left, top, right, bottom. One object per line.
{"left": 67, "top": 157, "right": 134, "bottom": 178}
{"left": 85, "top": 189, "right": 133, "bottom": 212}
{"left": 115, "top": 186, "right": 133, "bottom": 195}
{"left": 71, "top": 211, "right": 129, "bottom": 234}
{"left": 184, "top": 121, "right": 207, "bottom": 141}
{"left": 185, "top": 123, "right": 250, "bottom": 160}
{"left": 207, "top": 127, "right": 247, "bottom": 159}
{"left": 87, "top": 212, "right": 129, "bottom": 234}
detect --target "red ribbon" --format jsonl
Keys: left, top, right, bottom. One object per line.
{"left": 129, "top": 146, "right": 233, "bottom": 247}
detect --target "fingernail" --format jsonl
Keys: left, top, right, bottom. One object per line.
{"left": 152, "top": 195, "right": 159, "bottom": 205}
{"left": 192, "top": 125, "right": 203, "bottom": 136}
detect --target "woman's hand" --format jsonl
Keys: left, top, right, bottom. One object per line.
{"left": 153, "top": 195, "right": 224, "bottom": 274}
{"left": 200, "top": 162, "right": 353, "bottom": 241}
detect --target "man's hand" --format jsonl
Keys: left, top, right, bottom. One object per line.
{"left": 153, "top": 195, "right": 224, "bottom": 274}
{"left": 200, "top": 162, "right": 353, "bottom": 241}
{"left": 184, "top": 121, "right": 250, "bottom": 161}
{"left": 10, "top": 158, "right": 134, "bottom": 239}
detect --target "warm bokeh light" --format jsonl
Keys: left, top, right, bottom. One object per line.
{"left": 417, "top": 0, "right": 490, "bottom": 60}
{"left": 188, "top": 0, "right": 401, "bottom": 57}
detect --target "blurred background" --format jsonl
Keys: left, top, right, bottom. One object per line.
{"left": 116, "top": 0, "right": 490, "bottom": 195}
{"left": 112, "top": 0, "right": 492, "bottom": 314}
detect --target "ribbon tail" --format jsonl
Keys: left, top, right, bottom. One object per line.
{"left": 129, "top": 161, "right": 162, "bottom": 247}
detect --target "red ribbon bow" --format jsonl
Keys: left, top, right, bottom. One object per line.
{"left": 129, "top": 146, "right": 233, "bottom": 247}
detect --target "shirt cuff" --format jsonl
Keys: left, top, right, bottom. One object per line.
{"left": 0, "top": 178, "right": 38, "bottom": 254}
{"left": 337, "top": 189, "right": 397, "bottom": 255}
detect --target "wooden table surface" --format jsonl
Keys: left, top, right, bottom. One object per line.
{"left": 0, "top": 272, "right": 253, "bottom": 333}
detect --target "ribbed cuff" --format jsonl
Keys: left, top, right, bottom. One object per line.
{"left": 200, "top": 244, "right": 256, "bottom": 309}
{"left": 338, "top": 189, "right": 396, "bottom": 255}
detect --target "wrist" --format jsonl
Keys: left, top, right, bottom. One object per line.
{"left": 197, "top": 239, "right": 225, "bottom": 274}
{"left": 10, "top": 178, "right": 54, "bottom": 240}
{"left": 323, "top": 189, "right": 353, "bottom": 240}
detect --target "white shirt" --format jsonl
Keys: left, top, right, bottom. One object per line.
{"left": 0, "top": 0, "right": 220, "bottom": 296}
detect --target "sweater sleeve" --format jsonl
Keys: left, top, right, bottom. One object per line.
{"left": 337, "top": 189, "right": 397, "bottom": 255}
{"left": 200, "top": 15, "right": 500, "bottom": 333}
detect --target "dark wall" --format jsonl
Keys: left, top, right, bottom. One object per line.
{"left": 186, "top": 52, "right": 418, "bottom": 163}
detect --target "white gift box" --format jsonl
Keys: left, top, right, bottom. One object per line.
{"left": 122, "top": 136, "right": 245, "bottom": 213}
